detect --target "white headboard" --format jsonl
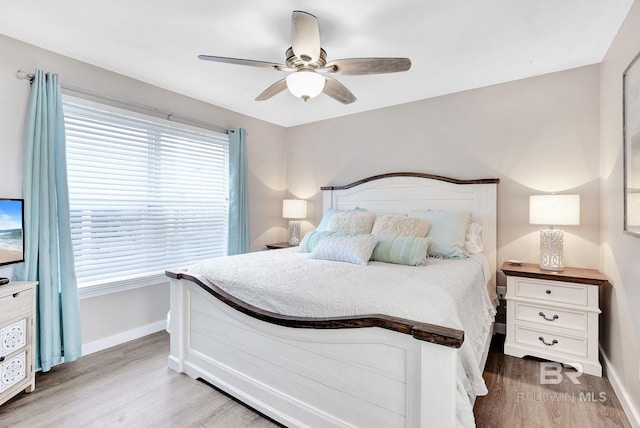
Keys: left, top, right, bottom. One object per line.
{"left": 321, "top": 172, "right": 499, "bottom": 287}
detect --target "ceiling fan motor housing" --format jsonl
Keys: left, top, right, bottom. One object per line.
{"left": 286, "top": 47, "right": 327, "bottom": 69}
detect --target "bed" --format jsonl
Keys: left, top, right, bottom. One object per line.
{"left": 166, "top": 172, "right": 499, "bottom": 427}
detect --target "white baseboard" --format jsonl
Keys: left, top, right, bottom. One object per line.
{"left": 81, "top": 319, "right": 167, "bottom": 357}
{"left": 600, "top": 345, "right": 640, "bottom": 428}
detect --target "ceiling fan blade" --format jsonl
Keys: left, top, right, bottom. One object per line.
{"left": 198, "top": 55, "right": 291, "bottom": 71}
{"left": 255, "top": 78, "right": 288, "bottom": 101}
{"left": 291, "top": 11, "right": 321, "bottom": 63}
{"left": 321, "top": 58, "right": 412, "bottom": 75}
{"left": 323, "top": 76, "right": 356, "bottom": 104}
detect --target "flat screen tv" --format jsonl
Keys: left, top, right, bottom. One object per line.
{"left": 0, "top": 198, "right": 25, "bottom": 268}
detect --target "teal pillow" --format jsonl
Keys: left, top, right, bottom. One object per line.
{"left": 407, "top": 210, "right": 470, "bottom": 258}
{"left": 299, "top": 230, "right": 336, "bottom": 252}
{"left": 371, "top": 236, "right": 431, "bottom": 266}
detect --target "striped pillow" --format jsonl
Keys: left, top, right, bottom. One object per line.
{"left": 371, "top": 236, "right": 431, "bottom": 266}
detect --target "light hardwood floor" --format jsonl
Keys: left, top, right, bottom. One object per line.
{"left": 473, "top": 336, "right": 631, "bottom": 428}
{"left": 0, "top": 332, "right": 280, "bottom": 428}
{"left": 0, "top": 332, "right": 631, "bottom": 427}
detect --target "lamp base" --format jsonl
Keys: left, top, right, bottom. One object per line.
{"left": 288, "top": 220, "right": 301, "bottom": 246}
{"left": 539, "top": 228, "right": 564, "bottom": 271}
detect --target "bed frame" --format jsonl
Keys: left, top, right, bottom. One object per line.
{"left": 167, "top": 172, "right": 499, "bottom": 427}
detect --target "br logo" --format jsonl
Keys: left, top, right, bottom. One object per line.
{"left": 540, "top": 362, "right": 583, "bottom": 384}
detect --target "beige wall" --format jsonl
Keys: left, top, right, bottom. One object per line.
{"left": 600, "top": 0, "right": 640, "bottom": 420}
{"left": 286, "top": 65, "right": 602, "bottom": 274}
{"left": 0, "top": 34, "right": 287, "bottom": 347}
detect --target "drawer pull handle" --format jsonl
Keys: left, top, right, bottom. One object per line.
{"left": 545, "top": 289, "right": 551, "bottom": 294}
{"left": 538, "top": 336, "right": 558, "bottom": 347}
{"left": 12, "top": 292, "right": 20, "bottom": 298}
{"left": 538, "top": 312, "right": 559, "bottom": 322}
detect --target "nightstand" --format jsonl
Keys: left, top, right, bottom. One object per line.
{"left": 265, "top": 242, "right": 297, "bottom": 250}
{"left": 502, "top": 262, "right": 606, "bottom": 377}
{"left": 1, "top": 281, "right": 37, "bottom": 406}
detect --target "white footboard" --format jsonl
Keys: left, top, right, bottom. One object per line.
{"left": 168, "top": 276, "right": 460, "bottom": 428}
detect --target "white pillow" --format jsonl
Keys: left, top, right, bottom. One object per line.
{"left": 371, "top": 215, "right": 430, "bottom": 237}
{"left": 465, "top": 222, "right": 484, "bottom": 254}
{"left": 407, "top": 210, "right": 470, "bottom": 258}
{"left": 327, "top": 211, "right": 377, "bottom": 234}
{"left": 311, "top": 234, "right": 378, "bottom": 265}
{"left": 316, "top": 207, "right": 368, "bottom": 232}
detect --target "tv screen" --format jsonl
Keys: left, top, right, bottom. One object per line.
{"left": 0, "top": 198, "right": 25, "bottom": 266}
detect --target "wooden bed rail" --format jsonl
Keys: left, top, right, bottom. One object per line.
{"left": 165, "top": 270, "right": 465, "bottom": 348}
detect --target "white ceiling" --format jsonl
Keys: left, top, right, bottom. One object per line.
{"left": 0, "top": 0, "right": 634, "bottom": 127}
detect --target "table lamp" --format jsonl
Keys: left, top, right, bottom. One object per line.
{"left": 529, "top": 194, "right": 580, "bottom": 271}
{"left": 282, "top": 199, "right": 307, "bottom": 245}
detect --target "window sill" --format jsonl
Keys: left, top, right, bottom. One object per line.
{"left": 77, "top": 272, "right": 171, "bottom": 299}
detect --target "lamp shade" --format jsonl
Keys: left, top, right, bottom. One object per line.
{"left": 286, "top": 71, "right": 325, "bottom": 101}
{"left": 529, "top": 194, "right": 580, "bottom": 226}
{"left": 283, "top": 199, "right": 307, "bottom": 219}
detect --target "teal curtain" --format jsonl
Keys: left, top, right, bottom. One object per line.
{"left": 228, "top": 128, "right": 249, "bottom": 255}
{"left": 14, "top": 69, "right": 82, "bottom": 372}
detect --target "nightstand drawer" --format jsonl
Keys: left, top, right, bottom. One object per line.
{"left": 514, "top": 325, "right": 587, "bottom": 358}
{"left": 514, "top": 302, "right": 587, "bottom": 332}
{"left": 514, "top": 278, "right": 588, "bottom": 306}
{"left": 0, "top": 288, "right": 34, "bottom": 321}
{"left": 0, "top": 319, "right": 27, "bottom": 357}
{"left": 0, "top": 351, "right": 26, "bottom": 393}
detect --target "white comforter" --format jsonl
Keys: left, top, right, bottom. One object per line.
{"left": 189, "top": 249, "right": 496, "bottom": 427}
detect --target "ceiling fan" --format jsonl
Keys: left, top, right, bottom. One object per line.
{"left": 198, "top": 10, "right": 411, "bottom": 104}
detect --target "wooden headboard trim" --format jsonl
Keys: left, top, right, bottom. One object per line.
{"left": 320, "top": 172, "right": 500, "bottom": 191}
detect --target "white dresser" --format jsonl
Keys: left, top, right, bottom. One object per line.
{"left": 502, "top": 263, "right": 606, "bottom": 377}
{"left": 0, "top": 281, "right": 36, "bottom": 406}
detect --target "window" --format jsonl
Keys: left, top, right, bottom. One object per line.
{"left": 63, "top": 96, "right": 229, "bottom": 288}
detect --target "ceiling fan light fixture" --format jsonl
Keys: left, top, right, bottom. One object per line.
{"left": 286, "top": 70, "right": 325, "bottom": 101}
{"left": 199, "top": 10, "right": 410, "bottom": 105}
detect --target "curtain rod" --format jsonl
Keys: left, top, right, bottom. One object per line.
{"left": 16, "top": 70, "right": 230, "bottom": 135}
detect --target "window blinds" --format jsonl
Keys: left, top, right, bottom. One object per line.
{"left": 63, "top": 97, "right": 229, "bottom": 286}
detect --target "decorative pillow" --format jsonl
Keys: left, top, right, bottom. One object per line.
{"left": 310, "top": 234, "right": 378, "bottom": 265}
{"left": 316, "top": 207, "right": 368, "bottom": 232}
{"left": 299, "top": 230, "right": 336, "bottom": 252}
{"left": 407, "top": 210, "right": 471, "bottom": 258}
{"left": 327, "top": 211, "right": 376, "bottom": 234}
{"left": 371, "top": 215, "right": 430, "bottom": 238}
{"left": 371, "top": 236, "right": 431, "bottom": 266}
{"left": 465, "top": 222, "right": 484, "bottom": 254}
